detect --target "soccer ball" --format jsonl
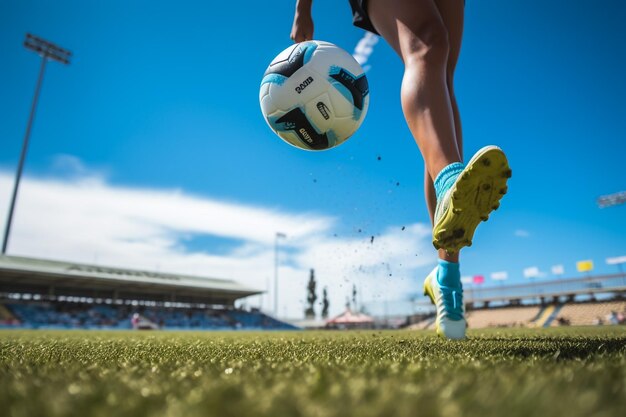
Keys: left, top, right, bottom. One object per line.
{"left": 259, "top": 41, "right": 369, "bottom": 151}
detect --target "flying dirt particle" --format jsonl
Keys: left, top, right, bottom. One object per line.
{"left": 396, "top": 182, "right": 400, "bottom": 186}
{"left": 358, "top": 229, "right": 362, "bottom": 233}
{"left": 401, "top": 226, "right": 406, "bottom": 231}
{"left": 370, "top": 236, "right": 375, "bottom": 244}
{"left": 377, "top": 156, "right": 382, "bottom": 161}
{"left": 389, "top": 274, "right": 392, "bottom": 277}
{"left": 313, "top": 179, "right": 317, "bottom": 183}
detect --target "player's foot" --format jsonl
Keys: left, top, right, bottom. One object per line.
{"left": 432, "top": 146, "right": 511, "bottom": 253}
{"left": 423, "top": 265, "right": 466, "bottom": 340}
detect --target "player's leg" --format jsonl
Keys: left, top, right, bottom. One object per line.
{"left": 368, "top": 0, "right": 461, "bottom": 181}
{"left": 369, "top": 0, "right": 510, "bottom": 255}
{"left": 425, "top": 0, "right": 465, "bottom": 263}
{"left": 367, "top": 0, "right": 467, "bottom": 339}
{"left": 437, "top": 0, "right": 464, "bottom": 162}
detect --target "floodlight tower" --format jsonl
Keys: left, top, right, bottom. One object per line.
{"left": 274, "top": 232, "right": 286, "bottom": 316}
{"left": 1, "top": 34, "right": 71, "bottom": 255}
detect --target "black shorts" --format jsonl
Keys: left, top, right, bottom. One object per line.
{"left": 349, "top": 0, "right": 379, "bottom": 35}
{"left": 349, "top": 0, "right": 466, "bottom": 35}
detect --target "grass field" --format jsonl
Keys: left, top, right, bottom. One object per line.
{"left": 1, "top": 327, "right": 625, "bottom": 417}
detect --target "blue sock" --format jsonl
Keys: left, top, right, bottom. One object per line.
{"left": 433, "top": 162, "right": 465, "bottom": 201}
{"left": 437, "top": 259, "right": 461, "bottom": 288}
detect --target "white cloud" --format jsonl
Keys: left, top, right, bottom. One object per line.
{"left": 50, "top": 154, "right": 106, "bottom": 179}
{"left": 353, "top": 31, "right": 379, "bottom": 72}
{"left": 514, "top": 229, "right": 530, "bottom": 238}
{"left": 0, "top": 164, "right": 436, "bottom": 318}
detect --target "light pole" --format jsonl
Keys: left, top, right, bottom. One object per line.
{"left": 2, "top": 34, "right": 71, "bottom": 255}
{"left": 274, "top": 232, "right": 286, "bottom": 316}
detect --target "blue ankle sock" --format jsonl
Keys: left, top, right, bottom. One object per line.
{"left": 433, "top": 162, "right": 465, "bottom": 201}
{"left": 437, "top": 259, "right": 461, "bottom": 288}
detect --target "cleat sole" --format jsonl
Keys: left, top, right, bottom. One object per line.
{"left": 432, "top": 146, "right": 511, "bottom": 253}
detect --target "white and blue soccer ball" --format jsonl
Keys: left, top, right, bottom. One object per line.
{"left": 259, "top": 41, "right": 369, "bottom": 151}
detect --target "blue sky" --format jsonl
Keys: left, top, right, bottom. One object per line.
{"left": 1, "top": 1, "right": 625, "bottom": 317}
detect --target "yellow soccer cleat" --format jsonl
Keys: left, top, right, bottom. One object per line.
{"left": 432, "top": 146, "right": 511, "bottom": 253}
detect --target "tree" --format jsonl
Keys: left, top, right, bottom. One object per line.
{"left": 321, "top": 287, "right": 329, "bottom": 319}
{"left": 304, "top": 269, "right": 317, "bottom": 319}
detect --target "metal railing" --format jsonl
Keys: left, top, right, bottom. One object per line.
{"left": 362, "top": 273, "right": 626, "bottom": 317}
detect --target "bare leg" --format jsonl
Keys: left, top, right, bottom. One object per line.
{"left": 425, "top": 0, "right": 465, "bottom": 262}
{"left": 368, "top": 0, "right": 462, "bottom": 181}
{"left": 368, "top": 0, "right": 464, "bottom": 260}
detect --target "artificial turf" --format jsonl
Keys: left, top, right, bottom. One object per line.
{"left": 1, "top": 327, "right": 625, "bottom": 417}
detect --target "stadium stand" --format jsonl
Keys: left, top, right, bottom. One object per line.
{"left": 398, "top": 270, "right": 626, "bottom": 330}
{"left": 1, "top": 301, "right": 296, "bottom": 330}
{"left": 408, "top": 306, "right": 540, "bottom": 330}
{"left": 552, "top": 301, "right": 626, "bottom": 326}
{"left": 0, "top": 255, "right": 296, "bottom": 330}
{"left": 406, "top": 300, "right": 626, "bottom": 330}
{"left": 467, "top": 306, "right": 541, "bottom": 328}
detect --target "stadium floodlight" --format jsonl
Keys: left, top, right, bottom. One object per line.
{"left": 1, "top": 34, "right": 71, "bottom": 255}
{"left": 274, "top": 232, "right": 286, "bottom": 316}
{"left": 597, "top": 191, "right": 626, "bottom": 208}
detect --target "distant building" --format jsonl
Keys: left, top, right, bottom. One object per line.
{"left": 326, "top": 309, "right": 374, "bottom": 330}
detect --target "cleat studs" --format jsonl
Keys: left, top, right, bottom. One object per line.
{"left": 482, "top": 158, "right": 491, "bottom": 166}
{"left": 480, "top": 215, "right": 489, "bottom": 221}
{"left": 453, "top": 228, "right": 465, "bottom": 238}
{"left": 491, "top": 203, "right": 500, "bottom": 210}
{"left": 499, "top": 187, "right": 508, "bottom": 195}
{"left": 482, "top": 183, "right": 491, "bottom": 191}
{"left": 502, "top": 169, "right": 512, "bottom": 179}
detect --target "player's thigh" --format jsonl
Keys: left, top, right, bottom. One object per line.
{"left": 367, "top": 0, "right": 448, "bottom": 63}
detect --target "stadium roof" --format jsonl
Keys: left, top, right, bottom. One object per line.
{"left": 0, "top": 255, "right": 262, "bottom": 306}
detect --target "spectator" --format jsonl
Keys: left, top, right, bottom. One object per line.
{"left": 607, "top": 311, "right": 619, "bottom": 325}
{"left": 131, "top": 313, "right": 140, "bottom": 329}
